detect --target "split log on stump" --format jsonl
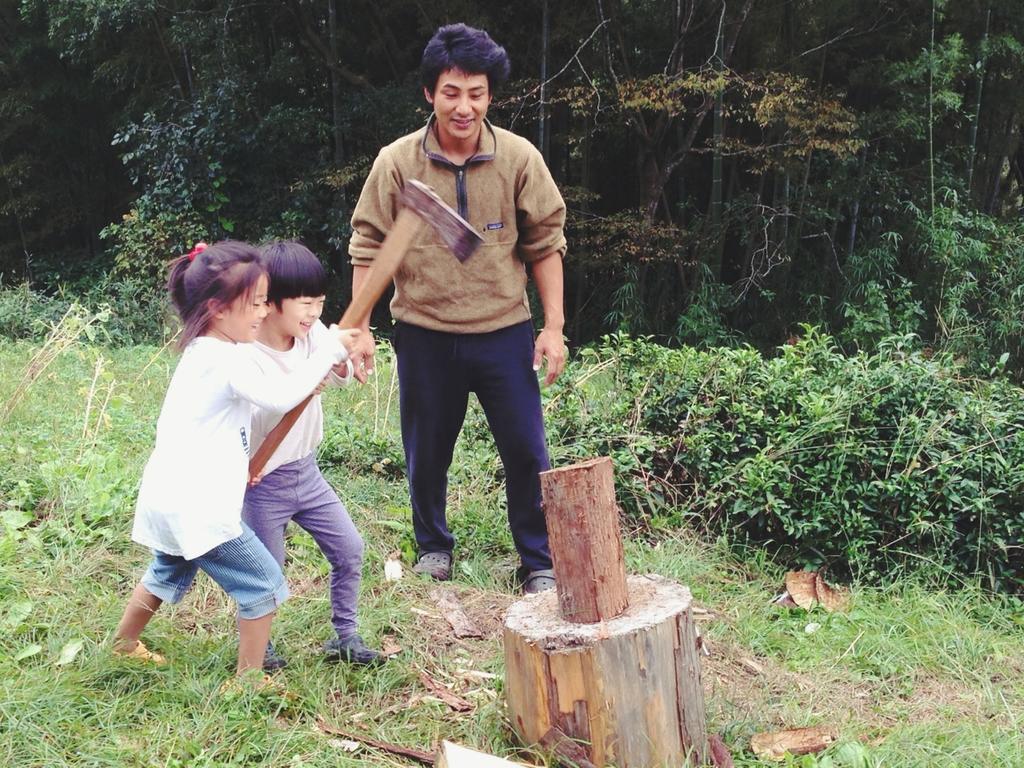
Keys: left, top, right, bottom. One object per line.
{"left": 505, "top": 574, "right": 708, "bottom": 767}
{"left": 539, "top": 457, "right": 629, "bottom": 623}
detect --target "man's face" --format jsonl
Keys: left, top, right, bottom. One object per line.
{"left": 425, "top": 68, "right": 491, "bottom": 149}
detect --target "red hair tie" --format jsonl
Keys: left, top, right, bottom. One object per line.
{"left": 187, "top": 242, "right": 209, "bottom": 261}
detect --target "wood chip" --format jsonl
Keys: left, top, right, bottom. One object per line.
{"left": 430, "top": 587, "right": 484, "bottom": 638}
{"left": 410, "top": 607, "right": 441, "bottom": 619}
{"left": 436, "top": 740, "right": 539, "bottom": 767}
{"left": 380, "top": 634, "right": 402, "bottom": 658}
{"left": 738, "top": 657, "right": 764, "bottom": 675}
{"left": 539, "top": 726, "right": 597, "bottom": 768}
{"left": 418, "top": 670, "right": 473, "bottom": 712}
{"left": 708, "top": 733, "right": 735, "bottom": 767}
{"left": 750, "top": 727, "right": 838, "bottom": 760}
{"left": 781, "top": 571, "right": 850, "bottom": 612}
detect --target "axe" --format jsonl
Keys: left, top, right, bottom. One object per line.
{"left": 248, "top": 179, "right": 483, "bottom": 481}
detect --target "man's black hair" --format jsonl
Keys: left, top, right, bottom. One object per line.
{"left": 420, "top": 23, "right": 511, "bottom": 93}
{"left": 260, "top": 241, "right": 328, "bottom": 306}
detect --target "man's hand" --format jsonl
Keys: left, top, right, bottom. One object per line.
{"left": 349, "top": 329, "right": 376, "bottom": 384}
{"left": 533, "top": 327, "right": 566, "bottom": 386}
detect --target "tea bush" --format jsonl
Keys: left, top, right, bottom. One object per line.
{"left": 548, "top": 330, "right": 1024, "bottom": 590}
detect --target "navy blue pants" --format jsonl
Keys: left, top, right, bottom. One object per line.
{"left": 394, "top": 320, "right": 552, "bottom": 573}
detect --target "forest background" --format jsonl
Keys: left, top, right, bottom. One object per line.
{"left": 3, "top": 0, "right": 1024, "bottom": 366}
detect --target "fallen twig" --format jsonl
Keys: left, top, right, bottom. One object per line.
{"left": 316, "top": 717, "right": 433, "bottom": 765}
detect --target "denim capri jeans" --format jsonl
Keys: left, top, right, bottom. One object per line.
{"left": 141, "top": 523, "right": 289, "bottom": 620}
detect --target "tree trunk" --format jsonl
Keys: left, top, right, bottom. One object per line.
{"left": 967, "top": 6, "right": 991, "bottom": 198}
{"left": 328, "top": 0, "right": 347, "bottom": 207}
{"left": 538, "top": 0, "right": 550, "bottom": 163}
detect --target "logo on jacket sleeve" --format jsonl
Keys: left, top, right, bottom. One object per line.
{"left": 485, "top": 222, "right": 504, "bottom": 230}
{"left": 240, "top": 427, "right": 250, "bottom": 453}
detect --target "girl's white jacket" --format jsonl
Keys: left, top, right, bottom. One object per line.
{"left": 132, "top": 334, "right": 346, "bottom": 560}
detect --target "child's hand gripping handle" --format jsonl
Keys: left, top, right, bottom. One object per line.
{"left": 247, "top": 180, "right": 482, "bottom": 481}
{"left": 247, "top": 209, "right": 423, "bottom": 481}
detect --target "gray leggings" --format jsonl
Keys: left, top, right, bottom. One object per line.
{"left": 242, "top": 453, "right": 363, "bottom": 637}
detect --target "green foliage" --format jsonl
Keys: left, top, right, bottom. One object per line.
{"left": 0, "top": 282, "right": 70, "bottom": 339}
{"left": 6, "top": 0, "right": 1024, "bottom": 355}
{"left": 840, "top": 234, "right": 927, "bottom": 350}
{"left": 0, "top": 280, "right": 169, "bottom": 346}
{"left": 100, "top": 206, "right": 206, "bottom": 286}
{"left": 916, "top": 195, "right": 1024, "bottom": 375}
{"left": 549, "top": 331, "right": 1024, "bottom": 590}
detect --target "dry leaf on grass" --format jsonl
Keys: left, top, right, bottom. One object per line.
{"left": 784, "top": 571, "right": 819, "bottom": 610}
{"left": 738, "top": 657, "right": 764, "bottom": 675}
{"left": 380, "top": 634, "right": 402, "bottom": 658}
{"left": 750, "top": 726, "right": 838, "bottom": 760}
{"left": 779, "top": 571, "right": 850, "bottom": 612}
{"left": 815, "top": 572, "right": 850, "bottom": 611}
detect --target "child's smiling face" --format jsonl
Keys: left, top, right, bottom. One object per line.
{"left": 267, "top": 295, "right": 327, "bottom": 342}
{"left": 210, "top": 274, "right": 269, "bottom": 343}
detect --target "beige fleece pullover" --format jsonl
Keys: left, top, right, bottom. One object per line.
{"left": 349, "top": 118, "right": 567, "bottom": 334}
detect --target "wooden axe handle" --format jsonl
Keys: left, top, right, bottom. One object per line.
{"left": 248, "top": 207, "right": 424, "bottom": 480}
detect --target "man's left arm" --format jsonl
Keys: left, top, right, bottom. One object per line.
{"left": 531, "top": 252, "right": 566, "bottom": 386}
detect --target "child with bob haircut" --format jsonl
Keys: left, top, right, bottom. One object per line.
{"left": 244, "top": 240, "right": 382, "bottom": 669}
{"left": 112, "top": 240, "right": 360, "bottom": 681}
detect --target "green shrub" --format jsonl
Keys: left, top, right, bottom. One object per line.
{"left": 549, "top": 330, "right": 1024, "bottom": 590}
{"left": 0, "top": 283, "right": 70, "bottom": 339}
{"left": 0, "top": 280, "right": 170, "bottom": 346}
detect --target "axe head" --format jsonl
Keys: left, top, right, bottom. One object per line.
{"left": 401, "top": 179, "right": 483, "bottom": 263}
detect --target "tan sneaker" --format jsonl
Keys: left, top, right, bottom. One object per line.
{"left": 219, "top": 672, "right": 295, "bottom": 701}
{"left": 113, "top": 639, "right": 166, "bottom": 665}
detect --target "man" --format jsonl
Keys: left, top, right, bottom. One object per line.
{"left": 348, "top": 23, "right": 566, "bottom": 593}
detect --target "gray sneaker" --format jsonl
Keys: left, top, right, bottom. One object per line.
{"left": 323, "top": 633, "right": 384, "bottom": 666}
{"left": 522, "top": 568, "right": 556, "bottom": 594}
{"left": 263, "top": 640, "right": 288, "bottom": 672}
{"left": 411, "top": 551, "right": 452, "bottom": 581}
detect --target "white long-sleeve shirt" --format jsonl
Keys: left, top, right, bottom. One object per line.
{"left": 247, "top": 320, "right": 353, "bottom": 477}
{"left": 132, "top": 334, "right": 347, "bottom": 559}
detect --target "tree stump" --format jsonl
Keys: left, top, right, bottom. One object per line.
{"left": 505, "top": 575, "right": 707, "bottom": 767}
{"left": 504, "top": 457, "right": 708, "bottom": 767}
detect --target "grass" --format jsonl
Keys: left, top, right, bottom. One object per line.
{"left": 1, "top": 335, "right": 1023, "bottom": 767}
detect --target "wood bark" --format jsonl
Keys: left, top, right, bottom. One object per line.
{"left": 540, "top": 457, "right": 628, "bottom": 623}
{"left": 504, "top": 574, "right": 708, "bottom": 767}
